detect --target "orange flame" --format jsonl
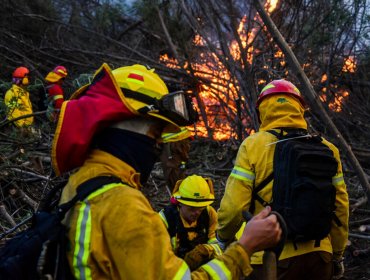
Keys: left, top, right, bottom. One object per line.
{"left": 265, "top": 0, "right": 279, "bottom": 13}
{"left": 160, "top": 0, "right": 352, "bottom": 139}
{"left": 321, "top": 74, "right": 328, "bottom": 83}
{"left": 329, "top": 89, "right": 349, "bottom": 112}
{"left": 342, "top": 56, "right": 356, "bottom": 73}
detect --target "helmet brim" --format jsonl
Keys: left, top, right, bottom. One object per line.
{"left": 172, "top": 191, "right": 215, "bottom": 207}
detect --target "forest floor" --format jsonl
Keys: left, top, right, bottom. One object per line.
{"left": 143, "top": 138, "right": 370, "bottom": 280}
{"left": 0, "top": 127, "right": 369, "bottom": 279}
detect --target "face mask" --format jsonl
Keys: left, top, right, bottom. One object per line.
{"left": 22, "top": 77, "right": 29, "bottom": 86}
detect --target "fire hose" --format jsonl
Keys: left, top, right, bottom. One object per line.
{"left": 242, "top": 211, "right": 288, "bottom": 280}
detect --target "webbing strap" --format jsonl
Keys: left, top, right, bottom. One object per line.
{"left": 249, "top": 172, "right": 273, "bottom": 214}
{"left": 58, "top": 176, "right": 122, "bottom": 217}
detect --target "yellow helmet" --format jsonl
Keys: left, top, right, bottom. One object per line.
{"left": 112, "top": 65, "right": 197, "bottom": 127}
{"left": 172, "top": 175, "right": 215, "bottom": 207}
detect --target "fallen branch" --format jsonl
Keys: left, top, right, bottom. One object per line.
{"left": 349, "top": 233, "right": 370, "bottom": 240}
{"left": 8, "top": 184, "right": 38, "bottom": 211}
{"left": 0, "top": 216, "right": 32, "bottom": 240}
{"left": 0, "top": 110, "right": 47, "bottom": 128}
{"left": 7, "top": 168, "right": 50, "bottom": 181}
{"left": 349, "top": 218, "right": 370, "bottom": 227}
{"left": 350, "top": 196, "right": 368, "bottom": 212}
{"left": 0, "top": 204, "right": 16, "bottom": 228}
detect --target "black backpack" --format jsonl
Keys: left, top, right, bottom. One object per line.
{"left": 163, "top": 204, "right": 210, "bottom": 258}
{"left": 251, "top": 129, "right": 341, "bottom": 247}
{"left": 0, "top": 176, "right": 121, "bottom": 280}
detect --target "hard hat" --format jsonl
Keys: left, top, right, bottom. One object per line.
{"left": 256, "top": 79, "right": 305, "bottom": 109}
{"left": 53, "top": 66, "right": 68, "bottom": 78}
{"left": 12, "top": 67, "right": 30, "bottom": 79}
{"left": 112, "top": 65, "right": 197, "bottom": 127}
{"left": 172, "top": 175, "right": 215, "bottom": 207}
{"left": 45, "top": 66, "right": 68, "bottom": 83}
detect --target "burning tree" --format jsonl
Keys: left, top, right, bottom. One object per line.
{"left": 149, "top": 0, "right": 370, "bottom": 144}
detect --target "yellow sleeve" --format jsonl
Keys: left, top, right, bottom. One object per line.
{"left": 191, "top": 242, "right": 253, "bottom": 279}
{"left": 217, "top": 141, "right": 254, "bottom": 241}
{"left": 4, "top": 88, "right": 16, "bottom": 108}
{"left": 324, "top": 140, "right": 349, "bottom": 259}
{"left": 207, "top": 206, "right": 218, "bottom": 242}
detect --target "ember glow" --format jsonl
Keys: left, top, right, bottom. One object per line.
{"left": 265, "top": 0, "right": 279, "bottom": 13}
{"left": 160, "top": 0, "right": 353, "bottom": 139}
{"left": 329, "top": 89, "right": 350, "bottom": 112}
{"left": 342, "top": 56, "right": 357, "bottom": 73}
{"left": 159, "top": 1, "right": 282, "bottom": 140}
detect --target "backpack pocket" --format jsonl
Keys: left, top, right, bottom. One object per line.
{"left": 287, "top": 178, "right": 335, "bottom": 241}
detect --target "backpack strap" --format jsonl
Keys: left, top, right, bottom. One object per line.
{"left": 57, "top": 176, "right": 122, "bottom": 217}
{"left": 249, "top": 128, "right": 310, "bottom": 214}
{"left": 249, "top": 130, "right": 281, "bottom": 214}
{"left": 163, "top": 204, "right": 180, "bottom": 237}
{"left": 249, "top": 172, "right": 274, "bottom": 214}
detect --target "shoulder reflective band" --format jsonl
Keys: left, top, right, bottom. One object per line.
{"left": 173, "top": 261, "right": 191, "bottom": 280}
{"left": 230, "top": 166, "right": 255, "bottom": 184}
{"left": 73, "top": 182, "right": 125, "bottom": 280}
{"left": 53, "top": 95, "right": 64, "bottom": 101}
{"left": 201, "top": 258, "right": 232, "bottom": 280}
{"left": 332, "top": 173, "right": 345, "bottom": 187}
{"left": 158, "top": 210, "right": 169, "bottom": 228}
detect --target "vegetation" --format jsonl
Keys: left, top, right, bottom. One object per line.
{"left": 0, "top": 0, "right": 370, "bottom": 276}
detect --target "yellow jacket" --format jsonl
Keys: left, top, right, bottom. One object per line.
{"left": 159, "top": 205, "right": 222, "bottom": 256}
{"left": 61, "top": 149, "right": 253, "bottom": 279}
{"left": 217, "top": 94, "right": 349, "bottom": 264}
{"left": 4, "top": 84, "right": 33, "bottom": 127}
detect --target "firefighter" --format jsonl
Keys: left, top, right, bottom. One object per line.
{"left": 160, "top": 127, "right": 192, "bottom": 193}
{"left": 55, "top": 63, "right": 282, "bottom": 279}
{"left": 4, "top": 66, "right": 33, "bottom": 127}
{"left": 216, "top": 79, "right": 349, "bottom": 280}
{"left": 44, "top": 65, "right": 68, "bottom": 121}
{"left": 159, "top": 175, "right": 221, "bottom": 270}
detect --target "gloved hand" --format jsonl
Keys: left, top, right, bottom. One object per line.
{"left": 183, "top": 244, "right": 214, "bottom": 271}
{"left": 332, "top": 257, "right": 345, "bottom": 279}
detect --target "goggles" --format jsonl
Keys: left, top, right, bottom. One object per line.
{"left": 123, "top": 89, "right": 198, "bottom": 126}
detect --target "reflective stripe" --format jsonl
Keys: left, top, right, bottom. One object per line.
{"left": 333, "top": 173, "right": 345, "bottom": 186}
{"left": 73, "top": 202, "right": 92, "bottom": 280}
{"left": 208, "top": 237, "right": 217, "bottom": 243}
{"left": 173, "top": 261, "right": 191, "bottom": 280}
{"left": 204, "top": 243, "right": 222, "bottom": 256}
{"left": 230, "top": 166, "right": 255, "bottom": 184}
{"left": 53, "top": 94, "right": 64, "bottom": 100}
{"left": 72, "top": 182, "right": 125, "bottom": 280}
{"left": 171, "top": 236, "right": 177, "bottom": 251}
{"left": 159, "top": 210, "right": 169, "bottom": 228}
{"left": 201, "top": 259, "right": 231, "bottom": 280}
{"left": 209, "top": 244, "right": 222, "bottom": 256}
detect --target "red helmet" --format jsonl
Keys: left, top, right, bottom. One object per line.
{"left": 12, "top": 66, "right": 30, "bottom": 79}
{"left": 256, "top": 79, "right": 305, "bottom": 108}
{"left": 53, "top": 66, "right": 68, "bottom": 78}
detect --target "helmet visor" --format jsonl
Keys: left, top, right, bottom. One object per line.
{"left": 159, "top": 91, "right": 198, "bottom": 126}
{"left": 124, "top": 89, "right": 198, "bottom": 126}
